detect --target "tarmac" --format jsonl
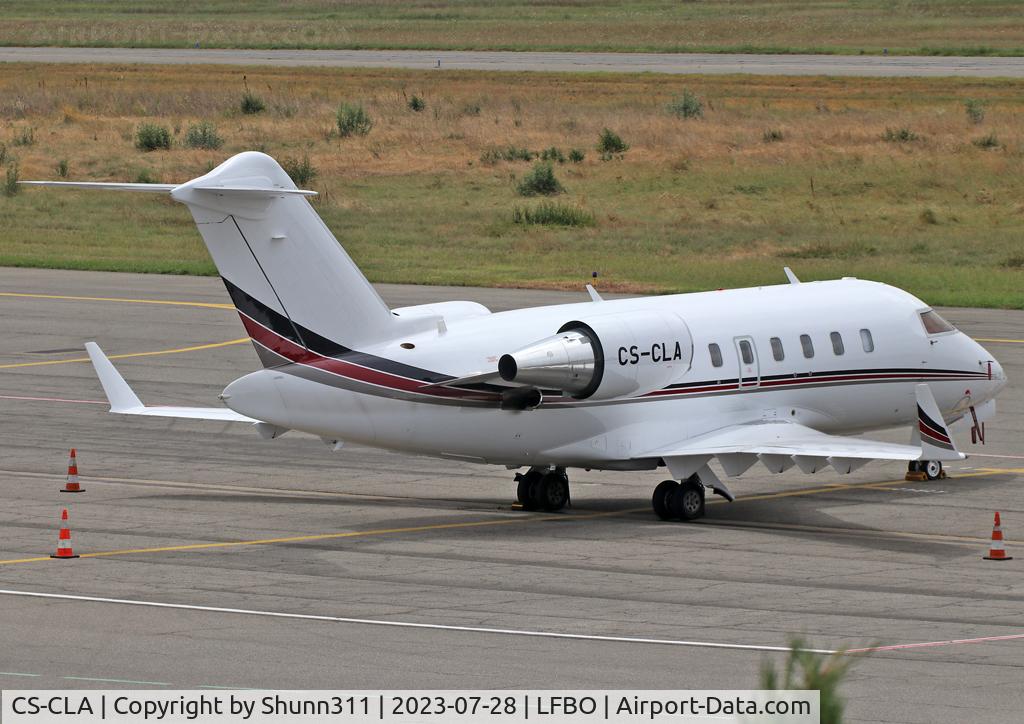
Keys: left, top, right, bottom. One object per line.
{"left": 0, "top": 267, "right": 1022, "bottom": 723}
{"left": 2, "top": 47, "right": 1024, "bottom": 77}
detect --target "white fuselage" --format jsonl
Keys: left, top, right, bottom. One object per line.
{"left": 222, "top": 278, "right": 1006, "bottom": 470}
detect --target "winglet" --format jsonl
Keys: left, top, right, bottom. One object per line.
{"left": 783, "top": 266, "right": 800, "bottom": 285}
{"left": 585, "top": 284, "right": 604, "bottom": 302}
{"left": 84, "top": 342, "right": 144, "bottom": 413}
{"left": 916, "top": 383, "right": 964, "bottom": 461}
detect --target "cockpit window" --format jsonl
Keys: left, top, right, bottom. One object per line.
{"left": 920, "top": 310, "right": 956, "bottom": 335}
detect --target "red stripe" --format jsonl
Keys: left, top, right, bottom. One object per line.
{"left": 919, "top": 418, "right": 951, "bottom": 444}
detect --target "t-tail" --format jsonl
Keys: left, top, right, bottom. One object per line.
{"left": 23, "top": 152, "right": 396, "bottom": 368}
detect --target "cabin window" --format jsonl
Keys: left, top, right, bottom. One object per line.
{"left": 920, "top": 309, "right": 955, "bottom": 335}
{"left": 860, "top": 328, "right": 874, "bottom": 353}
{"left": 739, "top": 340, "right": 754, "bottom": 365}
{"left": 770, "top": 336, "right": 785, "bottom": 361}
{"left": 709, "top": 343, "right": 723, "bottom": 368}
{"left": 830, "top": 331, "right": 845, "bottom": 356}
{"left": 800, "top": 334, "right": 814, "bottom": 358}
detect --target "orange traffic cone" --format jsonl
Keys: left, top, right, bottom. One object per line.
{"left": 50, "top": 508, "right": 79, "bottom": 559}
{"left": 61, "top": 448, "right": 84, "bottom": 493}
{"left": 983, "top": 512, "right": 1013, "bottom": 561}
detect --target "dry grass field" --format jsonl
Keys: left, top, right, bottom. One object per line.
{"left": 1, "top": 63, "right": 1022, "bottom": 307}
{"left": 2, "top": 0, "right": 1024, "bottom": 56}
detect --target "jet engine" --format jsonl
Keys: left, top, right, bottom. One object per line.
{"left": 498, "top": 310, "right": 692, "bottom": 400}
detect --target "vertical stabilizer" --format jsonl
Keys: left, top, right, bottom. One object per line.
{"left": 170, "top": 152, "right": 394, "bottom": 366}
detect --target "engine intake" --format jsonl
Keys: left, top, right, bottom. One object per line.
{"left": 499, "top": 309, "right": 692, "bottom": 400}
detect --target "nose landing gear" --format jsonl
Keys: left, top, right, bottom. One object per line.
{"left": 652, "top": 475, "right": 706, "bottom": 521}
{"left": 514, "top": 467, "right": 570, "bottom": 511}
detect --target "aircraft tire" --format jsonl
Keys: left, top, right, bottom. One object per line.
{"left": 924, "top": 460, "right": 943, "bottom": 480}
{"left": 672, "top": 477, "right": 706, "bottom": 521}
{"left": 516, "top": 470, "right": 542, "bottom": 510}
{"left": 536, "top": 470, "right": 570, "bottom": 512}
{"left": 652, "top": 480, "right": 679, "bottom": 521}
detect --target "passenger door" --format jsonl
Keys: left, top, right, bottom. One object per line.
{"left": 734, "top": 336, "right": 760, "bottom": 388}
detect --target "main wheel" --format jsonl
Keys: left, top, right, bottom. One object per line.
{"left": 924, "top": 460, "right": 943, "bottom": 480}
{"left": 516, "top": 470, "right": 543, "bottom": 510}
{"left": 533, "top": 470, "right": 570, "bottom": 512}
{"left": 671, "top": 477, "right": 706, "bottom": 521}
{"left": 652, "top": 480, "right": 679, "bottom": 521}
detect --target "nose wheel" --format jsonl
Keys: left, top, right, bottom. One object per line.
{"left": 515, "top": 467, "right": 570, "bottom": 512}
{"left": 652, "top": 476, "right": 706, "bottom": 521}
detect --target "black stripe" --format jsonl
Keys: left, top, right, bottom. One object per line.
{"left": 222, "top": 277, "right": 305, "bottom": 349}
{"left": 917, "top": 405, "right": 950, "bottom": 439}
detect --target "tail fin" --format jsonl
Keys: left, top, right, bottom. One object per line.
{"left": 26, "top": 153, "right": 396, "bottom": 368}
{"left": 915, "top": 383, "right": 964, "bottom": 461}
{"left": 171, "top": 152, "right": 394, "bottom": 367}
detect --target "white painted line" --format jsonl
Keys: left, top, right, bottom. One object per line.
{"left": 0, "top": 671, "right": 41, "bottom": 677}
{"left": 0, "top": 588, "right": 833, "bottom": 655}
{"left": 63, "top": 676, "right": 171, "bottom": 686}
{"left": 848, "top": 632, "right": 1024, "bottom": 653}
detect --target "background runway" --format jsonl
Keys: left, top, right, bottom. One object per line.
{"left": 3, "top": 47, "right": 1024, "bottom": 77}
{"left": 0, "top": 268, "right": 1022, "bottom": 723}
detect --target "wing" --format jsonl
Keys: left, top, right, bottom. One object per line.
{"left": 85, "top": 342, "right": 257, "bottom": 423}
{"left": 638, "top": 384, "right": 963, "bottom": 483}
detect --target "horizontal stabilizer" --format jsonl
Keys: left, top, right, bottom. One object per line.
{"left": 85, "top": 342, "right": 257, "bottom": 423}
{"left": 916, "top": 383, "right": 964, "bottom": 461}
{"left": 19, "top": 181, "right": 177, "bottom": 192}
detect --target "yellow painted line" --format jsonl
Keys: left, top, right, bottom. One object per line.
{"left": 975, "top": 338, "right": 1024, "bottom": 344}
{"left": 0, "top": 507, "right": 646, "bottom": 566}
{"left": 0, "top": 338, "right": 249, "bottom": 369}
{"left": 0, "top": 469, "right": 1015, "bottom": 567}
{"left": 0, "top": 292, "right": 233, "bottom": 310}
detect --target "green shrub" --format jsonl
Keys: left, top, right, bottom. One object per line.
{"left": 12, "top": 127, "right": 34, "bottom": 147}
{"left": 597, "top": 128, "right": 629, "bottom": 159}
{"left": 568, "top": 148, "right": 585, "bottom": 163}
{"left": 280, "top": 155, "right": 318, "bottom": 186}
{"left": 3, "top": 163, "right": 18, "bottom": 197}
{"left": 184, "top": 121, "right": 223, "bottom": 150}
{"left": 761, "top": 638, "right": 855, "bottom": 724}
{"left": 0, "top": 142, "right": 7, "bottom": 166}
{"left": 973, "top": 133, "right": 1000, "bottom": 149}
{"left": 461, "top": 102, "right": 482, "bottom": 116}
{"left": 540, "top": 146, "right": 566, "bottom": 163}
{"left": 408, "top": 95, "right": 426, "bottom": 112}
{"left": 240, "top": 91, "right": 266, "bottom": 115}
{"left": 513, "top": 201, "right": 594, "bottom": 227}
{"left": 516, "top": 162, "right": 564, "bottom": 196}
{"left": 667, "top": 89, "right": 704, "bottom": 119}
{"left": 134, "top": 168, "right": 158, "bottom": 184}
{"left": 57, "top": 159, "right": 69, "bottom": 178}
{"left": 964, "top": 98, "right": 985, "bottom": 125}
{"left": 480, "top": 146, "right": 534, "bottom": 165}
{"left": 919, "top": 208, "right": 939, "bottom": 224}
{"left": 135, "top": 123, "right": 171, "bottom": 151}
{"left": 882, "top": 126, "right": 918, "bottom": 143}
{"left": 1002, "top": 255, "right": 1024, "bottom": 269}
{"left": 337, "top": 103, "right": 373, "bottom": 137}
{"left": 763, "top": 128, "right": 784, "bottom": 143}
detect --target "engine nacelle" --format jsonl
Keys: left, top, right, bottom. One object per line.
{"left": 499, "top": 309, "right": 692, "bottom": 400}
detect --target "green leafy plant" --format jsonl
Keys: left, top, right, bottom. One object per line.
{"left": 135, "top": 123, "right": 171, "bottom": 151}
{"left": 480, "top": 146, "right": 534, "bottom": 165}
{"left": 568, "top": 148, "right": 585, "bottom": 163}
{"left": 133, "top": 168, "right": 158, "bottom": 184}
{"left": 761, "top": 638, "right": 857, "bottom": 724}
{"left": 337, "top": 102, "right": 373, "bottom": 137}
{"left": 185, "top": 121, "right": 223, "bottom": 150}
{"left": 12, "top": 127, "right": 35, "bottom": 147}
{"left": 512, "top": 201, "right": 594, "bottom": 226}
{"left": 240, "top": 90, "right": 266, "bottom": 115}
{"left": 3, "top": 162, "right": 19, "bottom": 197}
{"left": 516, "top": 162, "right": 564, "bottom": 196}
{"left": 280, "top": 155, "right": 318, "bottom": 186}
{"left": 882, "top": 126, "right": 918, "bottom": 143}
{"left": 57, "top": 159, "right": 69, "bottom": 178}
{"left": 763, "top": 128, "right": 785, "bottom": 143}
{"left": 972, "top": 133, "right": 999, "bottom": 149}
{"left": 667, "top": 89, "right": 704, "bottom": 119}
{"left": 540, "top": 146, "right": 566, "bottom": 163}
{"left": 597, "top": 128, "right": 629, "bottom": 159}
{"left": 408, "top": 95, "right": 426, "bottom": 112}
{"left": 964, "top": 98, "right": 985, "bottom": 125}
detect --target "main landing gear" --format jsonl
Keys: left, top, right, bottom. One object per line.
{"left": 907, "top": 460, "right": 945, "bottom": 481}
{"left": 652, "top": 475, "right": 706, "bottom": 521}
{"left": 514, "top": 467, "right": 570, "bottom": 512}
